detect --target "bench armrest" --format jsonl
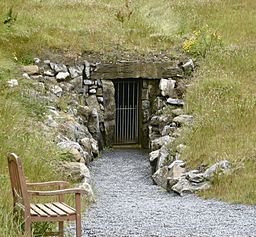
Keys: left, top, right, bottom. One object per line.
{"left": 28, "top": 188, "right": 87, "bottom": 196}
{"left": 27, "top": 181, "right": 69, "bottom": 188}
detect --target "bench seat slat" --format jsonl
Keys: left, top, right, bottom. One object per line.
{"left": 30, "top": 204, "right": 48, "bottom": 217}
{"left": 44, "top": 203, "right": 67, "bottom": 216}
{"left": 36, "top": 204, "right": 58, "bottom": 217}
{"left": 52, "top": 202, "right": 76, "bottom": 215}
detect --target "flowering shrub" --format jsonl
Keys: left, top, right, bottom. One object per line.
{"left": 183, "top": 26, "right": 222, "bottom": 57}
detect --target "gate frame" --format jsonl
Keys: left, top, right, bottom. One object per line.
{"left": 113, "top": 79, "right": 142, "bottom": 146}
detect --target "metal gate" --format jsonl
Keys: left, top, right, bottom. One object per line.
{"left": 114, "top": 80, "right": 139, "bottom": 144}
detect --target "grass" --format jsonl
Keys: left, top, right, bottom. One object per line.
{"left": 0, "top": 0, "right": 255, "bottom": 235}
{"left": 171, "top": 0, "right": 256, "bottom": 204}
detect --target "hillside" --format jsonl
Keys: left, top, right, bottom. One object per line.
{"left": 0, "top": 0, "right": 255, "bottom": 235}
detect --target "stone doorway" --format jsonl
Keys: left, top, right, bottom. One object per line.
{"left": 114, "top": 79, "right": 140, "bottom": 145}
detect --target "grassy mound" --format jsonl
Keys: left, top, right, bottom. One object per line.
{"left": 0, "top": 1, "right": 255, "bottom": 235}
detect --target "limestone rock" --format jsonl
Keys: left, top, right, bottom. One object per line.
{"left": 77, "top": 105, "right": 92, "bottom": 124}
{"left": 186, "top": 170, "right": 205, "bottom": 183}
{"left": 84, "top": 80, "right": 94, "bottom": 86}
{"left": 80, "top": 137, "right": 92, "bottom": 156}
{"left": 69, "top": 76, "right": 83, "bottom": 91}
{"left": 102, "top": 80, "right": 116, "bottom": 146}
{"left": 159, "top": 78, "right": 176, "bottom": 97}
{"left": 58, "top": 120, "right": 92, "bottom": 141}
{"left": 90, "top": 138, "right": 99, "bottom": 156}
{"left": 167, "top": 98, "right": 184, "bottom": 106}
{"left": 171, "top": 177, "right": 210, "bottom": 196}
{"left": 56, "top": 71, "right": 70, "bottom": 80}
{"left": 152, "top": 166, "right": 169, "bottom": 189}
{"left": 167, "top": 160, "right": 186, "bottom": 188}
{"left": 60, "top": 162, "right": 91, "bottom": 183}
{"left": 151, "top": 135, "right": 174, "bottom": 151}
{"left": 50, "top": 63, "right": 67, "bottom": 73}
{"left": 57, "top": 140, "right": 90, "bottom": 163}
{"left": 182, "top": 59, "right": 194, "bottom": 72}
{"left": 157, "top": 145, "right": 170, "bottom": 170}
{"left": 89, "top": 89, "right": 97, "bottom": 94}
{"left": 22, "top": 65, "right": 39, "bottom": 75}
{"left": 173, "top": 115, "right": 194, "bottom": 126}
{"left": 161, "top": 125, "right": 171, "bottom": 136}
{"left": 78, "top": 181, "right": 95, "bottom": 203}
{"left": 44, "top": 70, "right": 55, "bottom": 77}
{"left": 149, "top": 149, "right": 160, "bottom": 174}
{"left": 69, "top": 65, "right": 84, "bottom": 78}
{"left": 22, "top": 73, "right": 30, "bottom": 80}
{"left": 203, "top": 160, "right": 231, "bottom": 180}
{"left": 7, "top": 79, "right": 18, "bottom": 87}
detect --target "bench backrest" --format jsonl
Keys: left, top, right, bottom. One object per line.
{"left": 7, "top": 153, "right": 30, "bottom": 211}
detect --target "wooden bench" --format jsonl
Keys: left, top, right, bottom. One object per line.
{"left": 7, "top": 153, "right": 87, "bottom": 237}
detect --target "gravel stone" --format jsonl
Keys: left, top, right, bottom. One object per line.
{"left": 67, "top": 149, "right": 256, "bottom": 237}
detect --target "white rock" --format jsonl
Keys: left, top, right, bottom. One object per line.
{"left": 7, "top": 79, "right": 18, "bottom": 87}
{"left": 167, "top": 98, "right": 184, "bottom": 106}
{"left": 56, "top": 71, "right": 70, "bottom": 80}
{"left": 22, "top": 73, "right": 30, "bottom": 80}
{"left": 159, "top": 78, "right": 176, "bottom": 97}
{"left": 34, "top": 58, "right": 40, "bottom": 64}
{"left": 44, "top": 70, "right": 55, "bottom": 77}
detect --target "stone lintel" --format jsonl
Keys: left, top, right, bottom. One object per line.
{"left": 91, "top": 62, "right": 181, "bottom": 80}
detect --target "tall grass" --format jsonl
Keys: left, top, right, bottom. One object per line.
{"left": 0, "top": 70, "right": 64, "bottom": 235}
{"left": 172, "top": 0, "right": 256, "bottom": 204}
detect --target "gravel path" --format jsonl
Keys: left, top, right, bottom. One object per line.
{"left": 75, "top": 149, "right": 256, "bottom": 237}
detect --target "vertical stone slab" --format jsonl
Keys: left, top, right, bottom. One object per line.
{"left": 102, "top": 80, "right": 116, "bottom": 146}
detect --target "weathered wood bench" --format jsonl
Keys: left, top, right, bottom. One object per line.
{"left": 7, "top": 153, "right": 87, "bottom": 237}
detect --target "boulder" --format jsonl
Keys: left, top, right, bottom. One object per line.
{"left": 58, "top": 120, "right": 92, "bottom": 141}
{"left": 167, "top": 160, "right": 186, "bottom": 188}
{"left": 80, "top": 137, "right": 92, "bottom": 156}
{"left": 60, "top": 162, "right": 91, "bottom": 184}
{"left": 151, "top": 135, "right": 174, "bottom": 151}
{"left": 149, "top": 149, "right": 160, "bottom": 174}
{"left": 90, "top": 138, "right": 99, "bottom": 156}
{"left": 152, "top": 166, "right": 169, "bottom": 189}
{"left": 157, "top": 145, "right": 170, "bottom": 170}
{"left": 186, "top": 170, "right": 205, "bottom": 183}
{"left": 159, "top": 78, "right": 176, "bottom": 97}
{"left": 171, "top": 177, "right": 210, "bottom": 196}
{"left": 78, "top": 181, "right": 95, "bottom": 203}
{"left": 57, "top": 140, "right": 90, "bottom": 163}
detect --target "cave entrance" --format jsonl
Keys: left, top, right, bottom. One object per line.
{"left": 114, "top": 79, "right": 140, "bottom": 145}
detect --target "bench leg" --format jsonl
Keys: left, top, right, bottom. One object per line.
{"left": 75, "top": 193, "right": 82, "bottom": 237}
{"left": 24, "top": 219, "right": 31, "bottom": 237}
{"left": 59, "top": 221, "right": 64, "bottom": 237}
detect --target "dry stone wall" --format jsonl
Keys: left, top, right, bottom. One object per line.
{"left": 15, "top": 57, "right": 230, "bottom": 197}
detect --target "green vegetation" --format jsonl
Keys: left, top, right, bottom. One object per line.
{"left": 0, "top": 0, "right": 255, "bottom": 235}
